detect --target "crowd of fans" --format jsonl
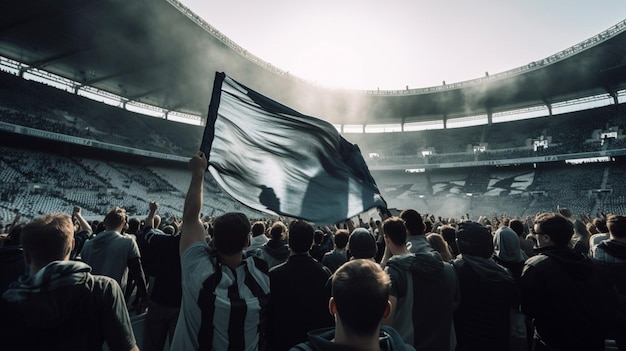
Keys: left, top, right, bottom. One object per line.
{"left": 1, "top": 63, "right": 626, "bottom": 351}
{"left": 1, "top": 152, "right": 625, "bottom": 351}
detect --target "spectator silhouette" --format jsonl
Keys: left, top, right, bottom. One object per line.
{"left": 290, "top": 259, "right": 415, "bottom": 351}
{"left": 171, "top": 151, "right": 271, "bottom": 350}
{"left": 0, "top": 213, "right": 138, "bottom": 351}
{"left": 268, "top": 220, "right": 334, "bottom": 351}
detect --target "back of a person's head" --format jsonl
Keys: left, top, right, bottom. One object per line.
{"left": 313, "top": 229, "right": 325, "bottom": 245}
{"left": 399, "top": 209, "right": 424, "bottom": 236}
{"left": 440, "top": 224, "right": 459, "bottom": 255}
{"left": 533, "top": 212, "right": 574, "bottom": 247}
{"left": 607, "top": 215, "right": 626, "bottom": 239}
{"left": 456, "top": 221, "right": 494, "bottom": 258}
{"left": 251, "top": 221, "right": 266, "bottom": 237}
{"left": 494, "top": 226, "right": 523, "bottom": 263}
{"left": 21, "top": 213, "right": 74, "bottom": 266}
{"left": 104, "top": 207, "right": 126, "bottom": 230}
{"left": 333, "top": 229, "right": 349, "bottom": 250}
{"left": 348, "top": 228, "right": 377, "bottom": 259}
{"left": 382, "top": 216, "right": 407, "bottom": 246}
{"left": 557, "top": 206, "right": 573, "bottom": 219}
{"left": 592, "top": 217, "right": 608, "bottom": 233}
{"left": 288, "top": 220, "right": 315, "bottom": 254}
{"left": 332, "top": 259, "right": 390, "bottom": 337}
{"left": 426, "top": 233, "right": 454, "bottom": 261}
{"left": 127, "top": 217, "right": 141, "bottom": 233}
{"left": 508, "top": 219, "right": 525, "bottom": 238}
{"left": 212, "top": 212, "right": 250, "bottom": 255}
{"left": 269, "top": 221, "right": 287, "bottom": 241}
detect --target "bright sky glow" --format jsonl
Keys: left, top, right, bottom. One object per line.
{"left": 179, "top": 0, "right": 626, "bottom": 90}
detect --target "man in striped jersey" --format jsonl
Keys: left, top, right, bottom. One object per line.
{"left": 171, "top": 151, "right": 271, "bottom": 351}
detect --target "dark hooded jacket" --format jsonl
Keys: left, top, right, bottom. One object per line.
{"left": 289, "top": 326, "right": 415, "bottom": 351}
{"left": 452, "top": 254, "right": 519, "bottom": 351}
{"left": 256, "top": 239, "right": 290, "bottom": 269}
{"left": 385, "top": 252, "right": 460, "bottom": 351}
{"left": 0, "top": 261, "right": 135, "bottom": 351}
{"left": 520, "top": 246, "right": 620, "bottom": 351}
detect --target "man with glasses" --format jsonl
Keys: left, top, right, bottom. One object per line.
{"left": 520, "top": 212, "right": 619, "bottom": 351}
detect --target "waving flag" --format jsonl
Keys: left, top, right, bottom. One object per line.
{"left": 200, "top": 72, "right": 387, "bottom": 224}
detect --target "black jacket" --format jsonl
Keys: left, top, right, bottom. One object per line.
{"left": 520, "top": 246, "right": 619, "bottom": 351}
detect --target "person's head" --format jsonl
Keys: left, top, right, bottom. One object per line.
{"left": 331, "top": 259, "right": 391, "bottom": 338}
{"left": 348, "top": 228, "right": 377, "bottom": 259}
{"left": 127, "top": 217, "right": 141, "bottom": 234}
{"left": 314, "top": 229, "right": 325, "bottom": 245}
{"left": 399, "top": 209, "right": 424, "bottom": 236}
{"left": 251, "top": 221, "right": 266, "bottom": 238}
{"left": 382, "top": 216, "right": 407, "bottom": 247}
{"left": 288, "top": 220, "right": 314, "bottom": 254}
{"left": 557, "top": 206, "right": 573, "bottom": 219}
{"left": 440, "top": 224, "right": 460, "bottom": 256}
{"left": 508, "top": 219, "right": 525, "bottom": 238}
{"left": 426, "top": 233, "right": 454, "bottom": 262}
{"left": 333, "top": 229, "right": 349, "bottom": 250}
{"left": 592, "top": 217, "right": 608, "bottom": 233}
{"left": 456, "top": 221, "right": 494, "bottom": 258}
{"left": 494, "top": 226, "right": 523, "bottom": 263}
{"left": 533, "top": 212, "right": 573, "bottom": 248}
{"left": 269, "top": 221, "right": 287, "bottom": 241}
{"left": 212, "top": 212, "right": 250, "bottom": 255}
{"left": 104, "top": 207, "right": 127, "bottom": 231}
{"left": 21, "top": 213, "right": 75, "bottom": 271}
{"left": 607, "top": 215, "right": 626, "bottom": 239}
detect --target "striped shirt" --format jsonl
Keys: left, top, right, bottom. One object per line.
{"left": 171, "top": 242, "right": 270, "bottom": 351}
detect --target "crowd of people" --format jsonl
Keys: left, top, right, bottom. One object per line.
{"left": 0, "top": 150, "right": 625, "bottom": 351}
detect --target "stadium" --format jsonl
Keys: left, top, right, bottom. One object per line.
{"left": 1, "top": 0, "right": 626, "bottom": 224}
{"left": 3, "top": 1, "right": 626, "bottom": 351}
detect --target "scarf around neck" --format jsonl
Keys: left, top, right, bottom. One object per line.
{"left": 3, "top": 260, "right": 91, "bottom": 302}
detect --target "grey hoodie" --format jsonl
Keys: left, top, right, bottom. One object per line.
{"left": 385, "top": 252, "right": 460, "bottom": 349}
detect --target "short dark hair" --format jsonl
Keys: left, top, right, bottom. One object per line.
{"left": 251, "top": 221, "right": 266, "bottom": 237}
{"left": 607, "top": 215, "right": 626, "bottom": 239}
{"left": 382, "top": 216, "right": 407, "bottom": 246}
{"left": 533, "top": 213, "right": 573, "bottom": 247}
{"left": 399, "top": 209, "right": 424, "bottom": 236}
{"left": 332, "top": 259, "right": 390, "bottom": 337}
{"left": 127, "top": 217, "right": 141, "bottom": 233}
{"left": 333, "top": 229, "right": 349, "bottom": 249}
{"left": 269, "top": 221, "right": 287, "bottom": 241}
{"left": 21, "top": 213, "right": 74, "bottom": 267}
{"left": 212, "top": 213, "right": 250, "bottom": 255}
{"left": 509, "top": 219, "right": 525, "bottom": 237}
{"left": 288, "top": 220, "right": 314, "bottom": 254}
{"left": 592, "top": 218, "right": 608, "bottom": 233}
{"left": 314, "top": 230, "right": 325, "bottom": 245}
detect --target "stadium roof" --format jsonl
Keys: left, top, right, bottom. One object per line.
{"left": 2, "top": 0, "right": 626, "bottom": 125}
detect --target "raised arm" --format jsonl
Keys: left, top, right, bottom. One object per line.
{"left": 71, "top": 206, "right": 93, "bottom": 260}
{"left": 145, "top": 201, "right": 158, "bottom": 229}
{"left": 180, "top": 151, "right": 209, "bottom": 255}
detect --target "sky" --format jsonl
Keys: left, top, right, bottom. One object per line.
{"left": 178, "top": 0, "right": 626, "bottom": 91}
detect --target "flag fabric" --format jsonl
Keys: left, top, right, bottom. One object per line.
{"left": 200, "top": 72, "right": 387, "bottom": 225}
